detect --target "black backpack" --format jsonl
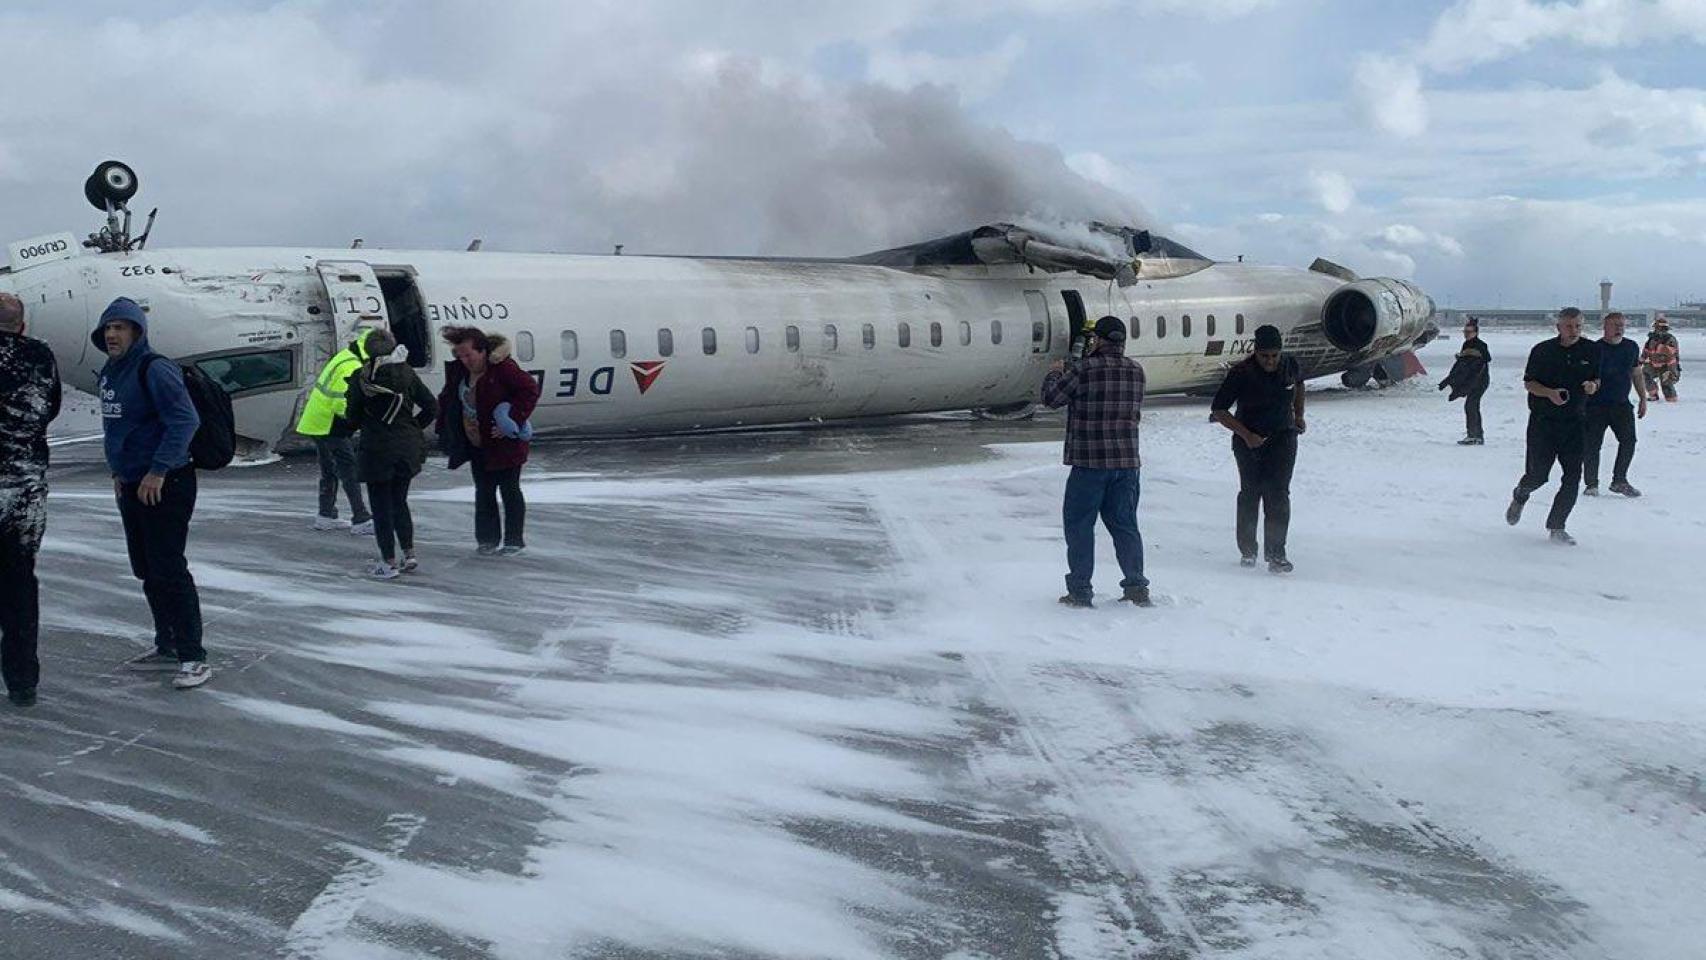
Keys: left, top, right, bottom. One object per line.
{"left": 140, "top": 354, "right": 237, "bottom": 470}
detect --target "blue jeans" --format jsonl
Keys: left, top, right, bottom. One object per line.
{"left": 1063, "top": 467, "right": 1148, "bottom": 598}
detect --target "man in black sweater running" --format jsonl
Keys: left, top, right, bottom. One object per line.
{"left": 1506, "top": 307, "right": 1601, "bottom": 545}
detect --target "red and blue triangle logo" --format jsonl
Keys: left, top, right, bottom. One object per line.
{"left": 630, "top": 360, "right": 667, "bottom": 394}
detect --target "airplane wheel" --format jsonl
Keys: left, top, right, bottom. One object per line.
{"left": 974, "top": 402, "right": 1038, "bottom": 421}
{"left": 1340, "top": 367, "right": 1372, "bottom": 389}
{"left": 84, "top": 160, "right": 139, "bottom": 210}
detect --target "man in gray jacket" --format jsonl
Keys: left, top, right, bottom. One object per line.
{"left": 0, "top": 292, "right": 62, "bottom": 706}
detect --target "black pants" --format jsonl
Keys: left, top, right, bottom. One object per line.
{"left": 315, "top": 435, "right": 369, "bottom": 522}
{"left": 1583, "top": 403, "right": 1636, "bottom": 488}
{"left": 1464, "top": 383, "right": 1487, "bottom": 440}
{"left": 1232, "top": 432, "right": 1298, "bottom": 561}
{"left": 1513, "top": 415, "right": 1584, "bottom": 531}
{"left": 472, "top": 455, "right": 525, "bottom": 548}
{"left": 366, "top": 465, "right": 416, "bottom": 563}
{"left": 1, "top": 484, "right": 47, "bottom": 694}
{"left": 118, "top": 468, "right": 205, "bottom": 662}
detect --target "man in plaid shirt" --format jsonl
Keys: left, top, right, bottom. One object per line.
{"left": 1041, "top": 315, "right": 1152, "bottom": 608}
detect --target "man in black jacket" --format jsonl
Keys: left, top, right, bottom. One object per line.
{"left": 1438, "top": 318, "right": 1491, "bottom": 444}
{"left": 1041, "top": 316, "right": 1151, "bottom": 608}
{"left": 1506, "top": 307, "right": 1600, "bottom": 544}
{"left": 1211, "top": 325, "right": 1306, "bottom": 573}
{"left": 0, "top": 293, "right": 62, "bottom": 707}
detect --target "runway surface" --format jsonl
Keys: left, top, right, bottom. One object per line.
{"left": 3, "top": 329, "right": 1703, "bottom": 959}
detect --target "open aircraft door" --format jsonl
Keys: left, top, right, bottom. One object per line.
{"left": 316, "top": 260, "right": 390, "bottom": 345}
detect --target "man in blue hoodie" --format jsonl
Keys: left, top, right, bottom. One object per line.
{"left": 94, "top": 297, "right": 211, "bottom": 689}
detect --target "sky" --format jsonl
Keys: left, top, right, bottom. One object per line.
{"left": 1, "top": 0, "right": 1703, "bottom": 307}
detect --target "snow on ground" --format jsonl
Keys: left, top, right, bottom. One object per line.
{"left": 6, "top": 327, "right": 1703, "bottom": 959}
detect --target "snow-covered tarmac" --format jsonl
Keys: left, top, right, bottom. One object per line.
{"left": 4, "top": 328, "right": 1702, "bottom": 959}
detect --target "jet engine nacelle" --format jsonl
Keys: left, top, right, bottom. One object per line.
{"left": 1320, "top": 278, "right": 1435, "bottom": 354}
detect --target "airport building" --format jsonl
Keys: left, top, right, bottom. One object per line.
{"left": 1436, "top": 279, "right": 1698, "bottom": 329}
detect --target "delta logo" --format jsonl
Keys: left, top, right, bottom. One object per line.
{"left": 629, "top": 359, "right": 668, "bottom": 394}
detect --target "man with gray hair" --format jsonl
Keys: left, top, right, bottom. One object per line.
{"left": 0, "top": 291, "right": 63, "bottom": 706}
{"left": 1506, "top": 307, "right": 1601, "bottom": 544}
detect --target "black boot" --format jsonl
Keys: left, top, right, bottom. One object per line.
{"left": 7, "top": 688, "right": 37, "bottom": 708}
{"left": 1120, "top": 586, "right": 1153, "bottom": 607}
{"left": 1058, "top": 593, "right": 1093, "bottom": 609}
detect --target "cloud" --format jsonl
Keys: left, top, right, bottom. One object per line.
{"left": 1309, "top": 170, "right": 1357, "bottom": 213}
{"left": 0, "top": 5, "right": 1148, "bottom": 258}
{"left": 865, "top": 34, "right": 1027, "bottom": 101}
{"left": 1375, "top": 223, "right": 1465, "bottom": 257}
{"left": 1352, "top": 55, "right": 1429, "bottom": 137}
{"left": 1420, "top": 0, "right": 1706, "bottom": 73}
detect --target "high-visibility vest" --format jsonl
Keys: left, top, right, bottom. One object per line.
{"left": 295, "top": 338, "right": 371, "bottom": 436}
{"left": 1644, "top": 338, "right": 1678, "bottom": 369}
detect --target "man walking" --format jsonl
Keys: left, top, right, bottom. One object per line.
{"left": 297, "top": 329, "right": 375, "bottom": 533}
{"left": 1211, "top": 324, "right": 1305, "bottom": 573}
{"left": 1505, "top": 307, "right": 1600, "bottom": 545}
{"left": 95, "top": 297, "right": 212, "bottom": 689}
{"left": 1438, "top": 317, "right": 1491, "bottom": 444}
{"left": 1583, "top": 312, "right": 1647, "bottom": 498}
{"left": 0, "top": 293, "right": 61, "bottom": 706}
{"left": 1041, "top": 315, "right": 1151, "bottom": 608}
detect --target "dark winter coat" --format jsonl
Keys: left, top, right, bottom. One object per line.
{"left": 435, "top": 336, "right": 541, "bottom": 472}
{"left": 0, "top": 330, "right": 62, "bottom": 494}
{"left": 1040, "top": 341, "right": 1146, "bottom": 470}
{"left": 343, "top": 349, "right": 438, "bottom": 483}
{"left": 1438, "top": 338, "right": 1491, "bottom": 400}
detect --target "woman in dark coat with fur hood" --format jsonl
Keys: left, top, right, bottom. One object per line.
{"left": 343, "top": 328, "right": 437, "bottom": 579}
{"left": 435, "top": 325, "right": 541, "bottom": 555}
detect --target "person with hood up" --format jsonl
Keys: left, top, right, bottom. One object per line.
{"left": 342, "top": 329, "right": 437, "bottom": 580}
{"left": 1210, "top": 324, "right": 1306, "bottom": 573}
{"left": 1041, "top": 315, "right": 1152, "bottom": 608}
{"left": 93, "top": 297, "right": 211, "bottom": 689}
{"left": 435, "top": 325, "right": 541, "bottom": 555}
{"left": 1438, "top": 317, "right": 1491, "bottom": 444}
{"left": 0, "top": 293, "right": 61, "bottom": 707}
{"left": 296, "top": 329, "right": 375, "bottom": 534}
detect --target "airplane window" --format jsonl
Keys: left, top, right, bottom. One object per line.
{"left": 702, "top": 327, "right": 717, "bottom": 355}
{"left": 746, "top": 326, "right": 761, "bottom": 354}
{"left": 658, "top": 328, "right": 674, "bottom": 357}
{"left": 930, "top": 322, "right": 943, "bottom": 347}
{"left": 958, "top": 321, "right": 971, "bottom": 346}
{"left": 1031, "top": 320, "right": 1046, "bottom": 346}
{"left": 1207, "top": 314, "right": 1217, "bottom": 337}
{"left": 1129, "top": 316, "right": 1141, "bottom": 340}
{"left": 1156, "top": 316, "right": 1167, "bottom": 339}
{"left": 785, "top": 325, "right": 800, "bottom": 352}
{"left": 823, "top": 324, "right": 838, "bottom": 351}
{"left": 1182, "top": 315, "right": 1192, "bottom": 338}
{"left": 898, "top": 323, "right": 911, "bottom": 348}
{"left": 1236, "top": 313, "right": 1246, "bottom": 335}
{"left": 991, "top": 320, "right": 1003, "bottom": 345}
{"left": 561, "top": 330, "right": 578, "bottom": 361}
{"left": 610, "top": 329, "right": 627, "bottom": 359}
{"left": 194, "top": 350, "right": 293, "bottom": 395}
{"left": 516, "top": 331, "right": 536, "bottom": 362}
{"left": 862, "top": 323, "right": 875, "bottom": 349}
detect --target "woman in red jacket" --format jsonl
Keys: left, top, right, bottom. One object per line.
{"left": 436, "top": 326, "right": 541, "bottom": 555}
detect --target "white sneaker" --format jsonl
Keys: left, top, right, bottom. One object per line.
{"left": 400, "top": 555, "right": 419, "bottom": 573}
{"left": 312, "top": 516, "right": 347, "bottom": 531}
{"left": 350, "top": 519, "right": 375, "bottom": 536}
{"left": 172, "top": 661, "right": 212, "bottom": 689}
{"left": 368, "top": 560, "right": 401, "bottom": 580}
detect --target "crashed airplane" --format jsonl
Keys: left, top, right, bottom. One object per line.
{"left": 7, "top": 162, "right": 1438, "bottom": 456}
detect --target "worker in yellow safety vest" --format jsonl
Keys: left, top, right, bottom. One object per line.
{"left": 297, "top": 330, "right": 378, "bottom": 532}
